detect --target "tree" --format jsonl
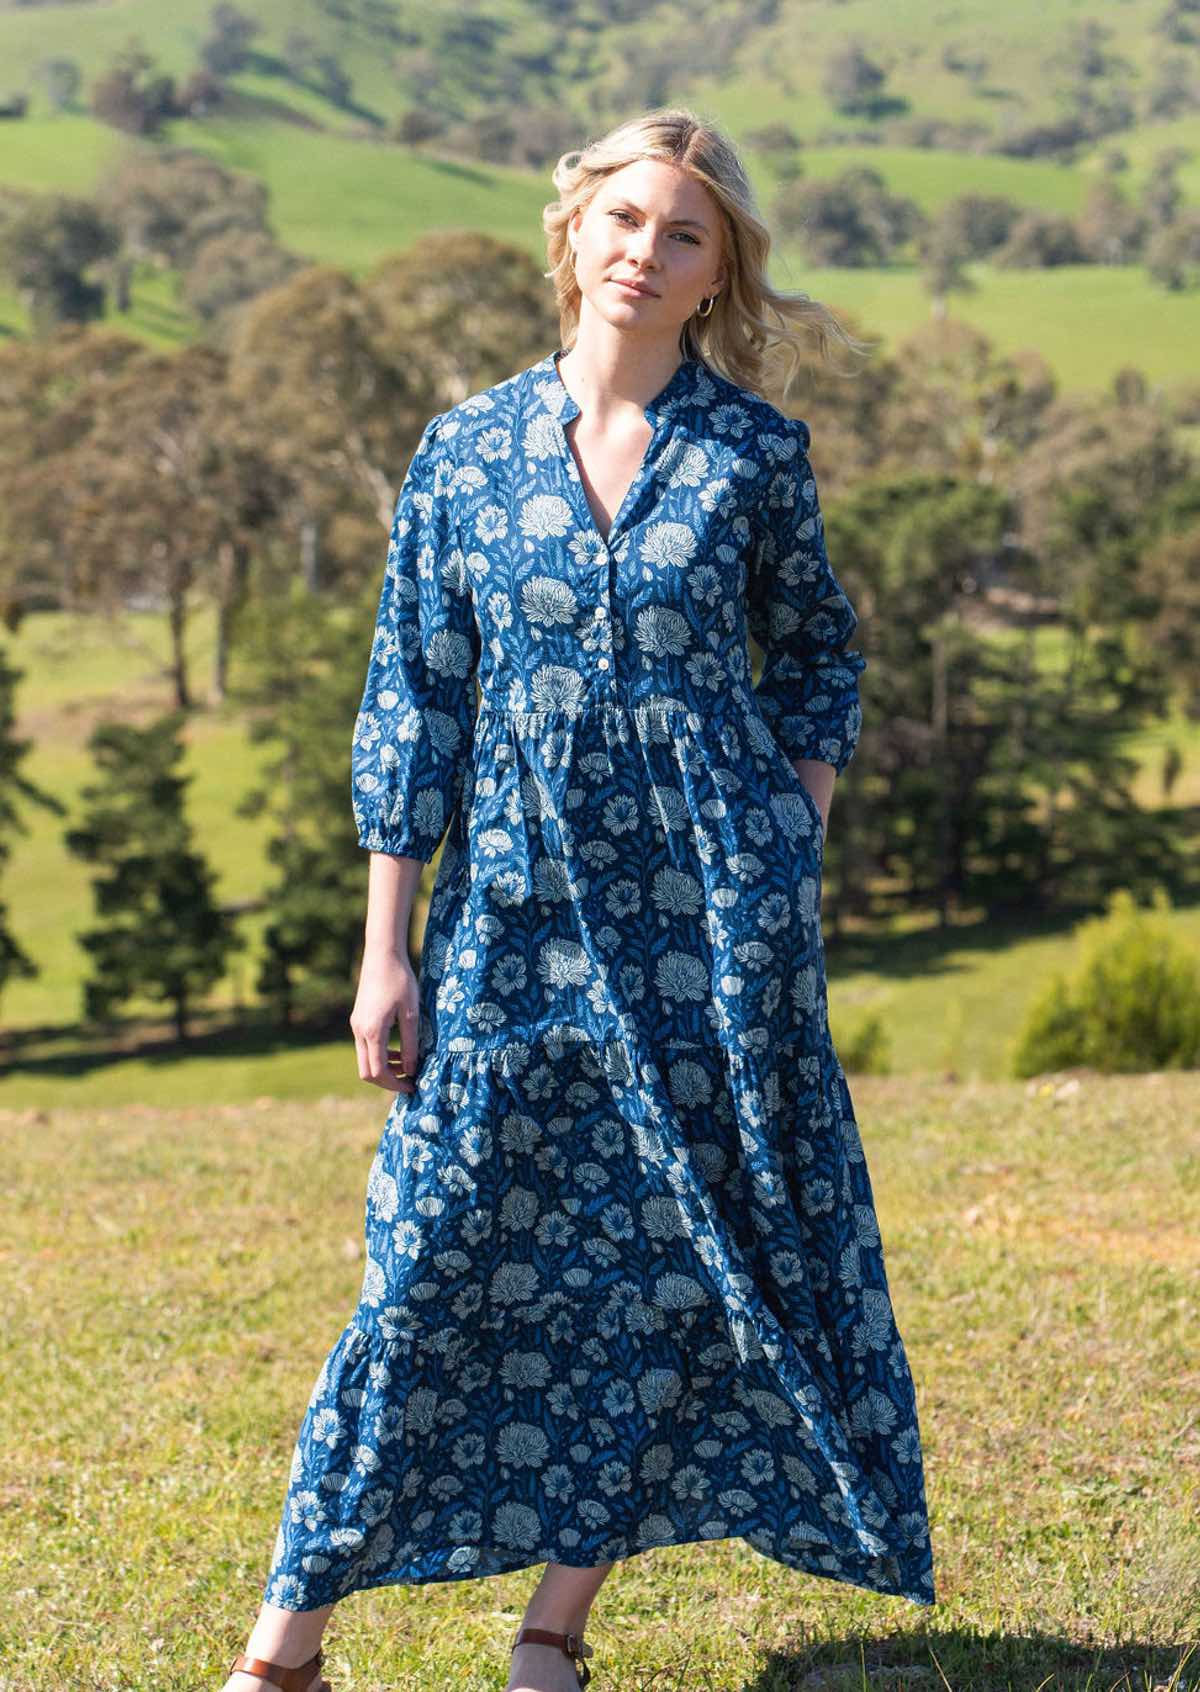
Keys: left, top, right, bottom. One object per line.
{"left": 64, "top": 713, "right": 242, "bottom": 1041}
{"left": 822, "top": 42, "right": 888, "bottom": 116}
{"left": 932, "top": 193, "right": 1023, "bottom": 260}
{"left": 0, "top": 645, "right": 63, "bottom": 1011}
{"left": 199, "top": 3, "right": 261, "bottom": 77}
{"left": 1145, "top": 209, "right": 1200, "bottom": 289}
{"left": 993, "top": 211, "right": 1089, "bottom": 268}
{"left": 179, "top": 228, "right": 304, "bottom": 333}
{"left": 0, "top": 195, "right": 119, "bottom": 333}
{"left": 1076, "top": 177, "right": 1147, "bottom": 264}
{"left": 774, "top": 167, "right": 926, "bottom": 268}
{"left": 364, "top": 229, "right": 559, "bottom": 412}
{"left": 0, "top": 330, "right": 282, "bottom": 706}
{"left": 1049, "top": 20, "right": 1130, "bottom": 82}
{"left": 94, "top": 144, "right": 273, "bottom": 273}
{"left": 230, "top": 590, "right": 387, "bottom": 1026}
{"left": 89, "top": 38, "right": 177, "bottom": 137}
{"left": 1134, "top": 473, "right": 1200, "bottom": 714}
{"left": 1144, "top": 51, "right": 1200, "bottom": 121}
{"left": 67, "top": 339, "right": 285, "bottom": 707}
{"left": 225, "top": 265, "right": 435, "bottom": 591}
{"left": 283, "top": 31, "right": 319, "bottom": 81}
{"left": 34, "top": 58, "right": 81, "bottom": 113}
{"left": 917, "top": 225, "right": 977, "bottom": 319}
{"left": 1140, "top": 149, "right": 1187, "bottom": 232}
{"left": 1152, "top": 0, "right": 1200, "bottom": 46}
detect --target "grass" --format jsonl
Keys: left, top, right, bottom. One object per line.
{"left": 1, "top": 1071, "right": 1197, "bottom": 1690}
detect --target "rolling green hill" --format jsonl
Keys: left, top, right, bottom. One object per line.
{"left": 1, "top": 0, "right": 1198, "bottom": 394}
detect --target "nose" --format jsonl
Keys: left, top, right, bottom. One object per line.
{"left": 628, "top": 235, "right": 661, "bottom": 271}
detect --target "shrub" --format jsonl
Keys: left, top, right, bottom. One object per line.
{"left": 1012, "top": 887, "right": 1200, "bottom": 1076}
{"left": 838, "top": 1010, "right": 892, "bottom": 1075}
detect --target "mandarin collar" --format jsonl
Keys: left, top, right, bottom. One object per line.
{"left": 530, "top": 347, "right": 700, "bottom": 426}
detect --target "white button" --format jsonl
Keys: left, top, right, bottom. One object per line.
{"left": 597, "top": 657, "right": 610, "bottom": 670}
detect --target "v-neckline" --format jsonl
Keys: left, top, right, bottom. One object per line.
{"left": 548, "top": 348, "right": 695, "bottom": 549}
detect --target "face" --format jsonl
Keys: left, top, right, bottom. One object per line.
{"left": 568, "top": 157, "right": 727, "bottom": 340}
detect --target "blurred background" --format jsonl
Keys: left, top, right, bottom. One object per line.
{"left": 2, "top": 6, "right": 1199, "bottom": 1689}
{"left": 2, "top": 0, "right": 1200, "bottom": 1106}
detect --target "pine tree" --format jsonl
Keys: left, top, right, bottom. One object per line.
{"left": 232, "top": 586, "right": 394, "bottom": 1028}
{"left": 65, "top": 711, "right": 242, "bottom": 1041}
{"left": 0, "top": 644, "right": 62, "bottom": 1012}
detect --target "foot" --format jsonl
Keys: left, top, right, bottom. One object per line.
{"left": 505, "top": 1638, "right": 589, "bottom": 1692}
{"left": 223, "top": 1658, "right": 329, "bottom": 1692}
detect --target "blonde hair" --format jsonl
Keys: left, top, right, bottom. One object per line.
{"left": 542, "top": 106, "right": 876, "bottom": 404}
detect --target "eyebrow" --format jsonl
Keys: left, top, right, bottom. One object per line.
{"left": 607, "top": 197, "right": 710, "bottom": 232}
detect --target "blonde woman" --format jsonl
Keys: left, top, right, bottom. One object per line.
{"left": 225, "top": 106, "right": 934, "bottom": 1692}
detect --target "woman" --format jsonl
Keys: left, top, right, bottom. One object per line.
{"left": 225, "top": 107, "right": 935, "bottom": 1692}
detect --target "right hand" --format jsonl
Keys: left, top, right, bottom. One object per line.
{"left": 350, "top": 951, "right": 420, "bottom": 1094}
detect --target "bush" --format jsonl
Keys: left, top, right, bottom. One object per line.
{"left": 1012, "top": 888, "right": 1200, "bottom": 1076}
{"left": 838, "top": 1010, "right": 892, "bottom": 1075}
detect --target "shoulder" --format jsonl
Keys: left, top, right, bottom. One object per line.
{"left": 438, "top": 360, "right": 533, "bottom": 458}
{"left": 691, "top": 362, "right": 813, "bottom": 456}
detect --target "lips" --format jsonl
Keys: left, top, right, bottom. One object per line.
{"left": 613, "top": 278, "right": 657, "bottom": 297}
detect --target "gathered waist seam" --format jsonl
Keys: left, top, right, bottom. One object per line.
{"left": 475, "top": 694, "right": 760, "bottom": 723}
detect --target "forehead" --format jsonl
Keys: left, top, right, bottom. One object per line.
{"left": 594, "top": 159, "right": 715, "bottom": 223}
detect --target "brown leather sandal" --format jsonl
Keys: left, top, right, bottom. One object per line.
{"left": 510, "top": 1625, "right": 595, "bottom": 1688}
{"left": 228, "top": 1647, "right": 329, "bottom": 1692}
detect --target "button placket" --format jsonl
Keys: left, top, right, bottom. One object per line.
{"left": 543, "top": 352, "right": 692, "bottom": 700}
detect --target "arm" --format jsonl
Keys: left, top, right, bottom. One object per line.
{"left": 747, "top": 414, "right": 866, "bottom": 839}
{"left": 349, "top": 414, "right": 480, "bottom": 1092}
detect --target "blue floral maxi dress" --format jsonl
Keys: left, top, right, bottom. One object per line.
{"left": 263, "top": 350, "right": 936, "bottom": 1611}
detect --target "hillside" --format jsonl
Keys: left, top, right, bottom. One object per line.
{"left": 1, "top": 0, "right": 1198, "bottom": 394}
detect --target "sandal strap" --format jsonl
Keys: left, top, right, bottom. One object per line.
{"left": 230, "top": 1647, "right": 324, "bottom": 1692}
{"left": 511, "top": 1627, "right": 594, "bottom": 1686}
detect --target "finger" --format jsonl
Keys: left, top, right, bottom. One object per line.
{"left": 398, "top": 1004, "right": 419, "bottom": 1092}
{"left": 384, "top": 1048, "right": 416, "bottom": 1093}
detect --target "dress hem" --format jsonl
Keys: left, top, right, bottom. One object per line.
{"left": 265, "top": 1524, "right": 936, "bottom": 1612}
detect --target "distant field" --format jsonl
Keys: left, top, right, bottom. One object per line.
{"left": 2, "top": 1071, "right": 1196, "bottom": 1689}
{"left": 3, "top": 113, "right": 1197, "bottom": 396}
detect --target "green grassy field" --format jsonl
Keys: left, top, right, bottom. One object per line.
{"left": 3, "top": 110, "right": 1197, "bottom": 396}
{"left": 3, "top": 0, "right": 1200, "bottom": 398}
{"left": 2, "top": 1071, "right": 1196, "bottom": 1691}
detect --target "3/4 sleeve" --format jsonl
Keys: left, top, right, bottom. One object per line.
{"left": 747, "top": 414, "right": 866, "bottom": 775}
{"left": 351, "top": 414, "right": 481, "bottom": 861}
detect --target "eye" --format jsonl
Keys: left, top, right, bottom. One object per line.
{"left": 608, "top": 209, "right": 701, "bottom": 244}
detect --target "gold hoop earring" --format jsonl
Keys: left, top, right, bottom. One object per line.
{"left": 696, "top": 293, "right": 716, "bottom": 318}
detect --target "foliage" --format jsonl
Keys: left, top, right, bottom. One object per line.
{"left": 773, "top": 165, "right": 928, "bottom": 268}
{"left": 93, "top": 144, "right": 275, "bottom": 272}
{"left": 0, "top": 193, "right": 119, "bottom": 332}
{"left": 0, "top": 642, "right": 62, "bottom": 1003}
{"left": 63, "top": 711, "right": 242, "bottom": 1039}
{"left": 821, "top": 41, "right": 890, "bottom": 117}
{"left": 88, "top": 37, "right": 178, "bottom": 138}
{"left": 229, "top": 585, "right": 385, "bottom": 1025}
{"left": 836, "top": 1010, "right": 891, "bottom": 1075}
{"left": 1012, "top": 886, "right": 1200, "bottom": 1075}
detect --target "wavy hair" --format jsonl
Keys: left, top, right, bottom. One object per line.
{"left": 542, "top": 106, "right": 876, "bottom": 403}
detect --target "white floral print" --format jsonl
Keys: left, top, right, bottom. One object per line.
{"left": 265, "top": 350, "right": 934, "bottom": 1613}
